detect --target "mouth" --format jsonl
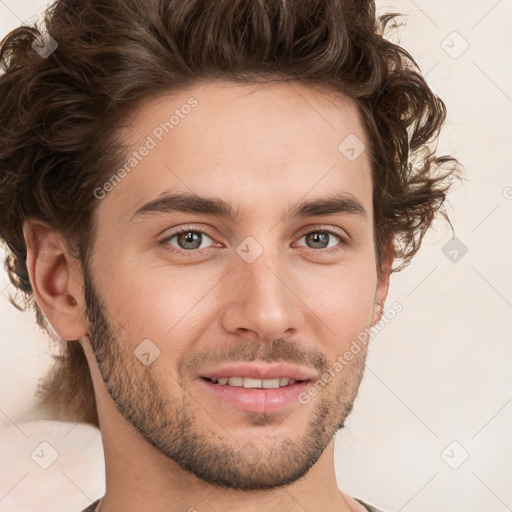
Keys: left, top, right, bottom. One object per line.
{"left": 202, "top": 376, "right": 307, "bottom": 388}
{"left": 197, "top": 362, "right": 317, "bottom": 413}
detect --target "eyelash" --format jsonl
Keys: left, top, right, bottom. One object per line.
{"left": 159, "top": 225, "right": 349, "bottom": 256}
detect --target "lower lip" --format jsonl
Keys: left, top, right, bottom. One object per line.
{"left": 199, "top": 378, "right": 311, "bottom": 413}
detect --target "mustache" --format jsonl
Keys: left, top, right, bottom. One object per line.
{"left": 177, "top": 338, "right": 328, "bottom": 378}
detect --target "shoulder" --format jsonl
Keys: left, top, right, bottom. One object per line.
{"left": 81, "top": 499, "right": 101, "bottom": 512}
{"left": 354, "top": 497, "right": 390, "bottom": 512}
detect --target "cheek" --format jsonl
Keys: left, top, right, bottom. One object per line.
{"left": 302, "top": 263, "right": 377, "bottom": 342}
{"left": 95, "top": 256, "right": 222, "bottom": 350}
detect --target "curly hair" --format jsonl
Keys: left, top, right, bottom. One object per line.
{"left": 0, "top": 0, "right": 461, "bottom": 427}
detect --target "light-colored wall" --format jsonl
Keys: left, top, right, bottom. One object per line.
{"left": 1, "top": 1, "right": 510, "bottom": 511}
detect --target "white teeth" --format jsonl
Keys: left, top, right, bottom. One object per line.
{"left": 262, "top": 378, "right": 280, "bottom": 389}
{"left": 242, "top": 377, "right": 263, "bottom": 388}
{"left": 210, "top": 377, "right": 298, "bottom": 388}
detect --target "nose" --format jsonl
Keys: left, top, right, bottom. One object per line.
{"left": 219, "top": 245, "right": 306, "bottom": 342}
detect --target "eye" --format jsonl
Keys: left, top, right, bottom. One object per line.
{"left": 159, "top": 225, "right": 348, "bottom": 256}
{"left": 295, "top": 228, "right": 345, "bottom": 251}
{"left": 163, "top": 228, "right": 215, "bottom": 251}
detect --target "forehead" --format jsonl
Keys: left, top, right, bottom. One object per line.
{"left": 97, "top": 80, "right": 372, "bottom": 225}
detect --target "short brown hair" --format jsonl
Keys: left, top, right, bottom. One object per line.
{"left": 0, "top": 0, "right": 461, "bottom": 427}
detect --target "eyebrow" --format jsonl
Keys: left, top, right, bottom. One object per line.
{"left": 131, "top": 191, "right": 367, "bottom": 222}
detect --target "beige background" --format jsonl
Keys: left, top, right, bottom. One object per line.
{"left": 0, "top": 1, "right": 511, "bottom": 511}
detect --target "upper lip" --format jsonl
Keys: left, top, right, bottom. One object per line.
{"left": 200, "top": 363, "right": 316, "bottom": 382}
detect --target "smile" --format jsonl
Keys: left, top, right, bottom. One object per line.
{"left": 206, "top": 376, "right": 302, "bottom": 388}
{"left": 200, "top": 377, "right": 312, "bottom": 414}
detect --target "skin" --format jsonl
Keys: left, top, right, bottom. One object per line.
{"left": 24, "top": 80, "right": 393, "bottom": 512}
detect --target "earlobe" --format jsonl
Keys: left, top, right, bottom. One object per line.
{"left": 371, "top": 300, "right": 384, "bottom": 326}
{"left": 23, "top": 219, "right": 87, "bottom": 341}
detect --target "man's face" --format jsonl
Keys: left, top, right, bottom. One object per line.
{"left": 83, "top": 80, "right": 388, "bottom": 490}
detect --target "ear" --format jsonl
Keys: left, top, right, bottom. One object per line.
{"left": 371, "top": 235, "right": 394, "bottom": 326}
{"left": 23, "top": 219, "right": 88, "bottom": 341}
